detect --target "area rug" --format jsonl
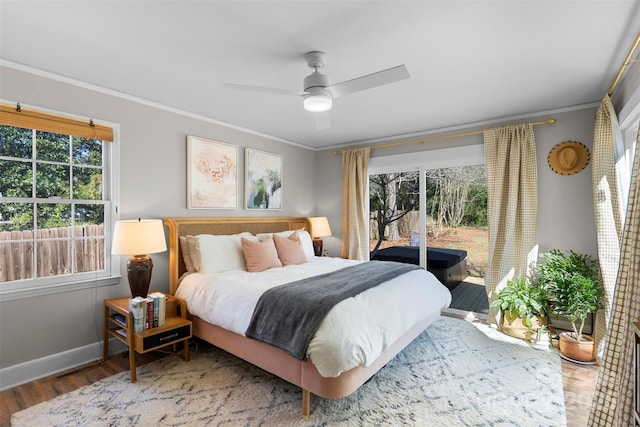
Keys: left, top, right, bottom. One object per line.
{"left": 12, "top": 317, "right": 565, "bottom": 426}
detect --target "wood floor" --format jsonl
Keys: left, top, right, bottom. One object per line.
{"left": 0, "top": 334, "right": 598, "bottom": 427}
{"left": 0, "top": 350, "right": 169, "bottom": 427}
{"left": 562, "top": 357, "right": 599, "bottom": 427}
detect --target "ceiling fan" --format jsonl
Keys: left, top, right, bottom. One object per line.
{"left": 224, "top": 51, "right": 410, "bottom": 115}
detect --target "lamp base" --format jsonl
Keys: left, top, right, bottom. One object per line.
{"left": 312, "top": 238, "right": 323, "bottom": 257}
{"left": 127, "top": 255, "right": 153, "bottom": 297}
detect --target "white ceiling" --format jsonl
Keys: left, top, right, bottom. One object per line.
{"left": 1, "top": 1, "right": 639, "bottom": 151}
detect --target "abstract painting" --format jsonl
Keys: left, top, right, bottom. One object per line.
{"left": 187, "top": 136, "right": 237, "bottom": 209}
{"left": 245, "top": 148, "right": 282, "bottom": 210}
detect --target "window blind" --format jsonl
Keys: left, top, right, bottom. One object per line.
{"left": 0, "top": 104, "right": 113, "bottom": 142}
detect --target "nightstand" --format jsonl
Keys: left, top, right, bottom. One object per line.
{"left": 103, "top": 291, "right": 192, "bottom": 382}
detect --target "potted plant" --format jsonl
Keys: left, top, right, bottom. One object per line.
{"left": 490, "top": 277, "right": 548, "bottom": 341}
{"left": 531, "top": 325, "right": 551, "bottom": 351}
{"left": 535, "top": 249, "right": 602, "bottom": 362}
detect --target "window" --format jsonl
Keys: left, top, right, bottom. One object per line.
{"left": 368, "top": 144, "right": 486, "bottom": 269}
{"left": 369, "top": 165, "right": 487, "bottom": 279}
{"left": 0, "top": 104, "right": 119, "bottom": 300}
{"left": 617, "top": 112, "right": 639, "bottom": 222}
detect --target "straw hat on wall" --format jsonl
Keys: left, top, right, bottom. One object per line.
{"left": 547, "top": 141, "right": 590, "bottom": 175}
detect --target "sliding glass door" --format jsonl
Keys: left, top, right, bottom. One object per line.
{"left": 369, "top": 165, "right": 486, "bottom": 278}
{"left": 368, "top": 144, "right": 486, "bottom": 282}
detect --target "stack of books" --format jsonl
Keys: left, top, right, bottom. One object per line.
{"left": 128, "top": 292, "right": 167, "bottom": 333}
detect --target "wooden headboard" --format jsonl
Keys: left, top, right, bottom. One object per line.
{"left": 163, "top": 217, "right": 312, "bottom": 294}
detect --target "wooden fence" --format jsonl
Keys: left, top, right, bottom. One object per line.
{"left": 0, "top": 224, "right": 104, "bottom": 282}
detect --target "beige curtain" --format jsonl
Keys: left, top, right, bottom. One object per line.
{"left": 483, "top": 123, "right": 538, "bottom": 324}
{"left": 588, "top": 125, "right": 640, "bottom": 426}
{"left": 591, "top": 95, "right": 624, "bottom": 361}
{"left": 341, "top": 147, "right": 371, "bottom": 260}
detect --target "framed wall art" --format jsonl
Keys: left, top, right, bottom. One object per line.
{"left": 245, "top": 148, "right": 282, "bottom": 210}
{"left": 187, "top": 136, "right": 238, "bottom": 209}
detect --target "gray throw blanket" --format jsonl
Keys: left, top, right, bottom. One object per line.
{"left": 245, "top": 260, "right": 421, "bottom": 360}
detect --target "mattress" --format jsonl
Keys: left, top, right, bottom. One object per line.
{"left": 175, "top": 256, "right": 451, "bottom": 377}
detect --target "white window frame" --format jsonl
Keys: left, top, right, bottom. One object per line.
{"left": 0, "top": 110, "right": 121, "bottom": 302}
{"left": 617, "top": 89, "right": 640, "bottom": 222}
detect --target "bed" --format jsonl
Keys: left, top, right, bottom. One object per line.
{"left": 164, "top": 216, "right": 451, "bottom": 419}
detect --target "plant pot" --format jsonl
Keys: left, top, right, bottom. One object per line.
{"left": 500, "top": 311, "right": 545, "bottom": 342}
{"left": 531, "top": 329, "right": 551, "bottom": 350}
{"left": 558, "top": 331, "right": 595, "bottom": 362}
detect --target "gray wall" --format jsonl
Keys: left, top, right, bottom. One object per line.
{"left": 0, "top": 66, "right": 317, "bottom": 376}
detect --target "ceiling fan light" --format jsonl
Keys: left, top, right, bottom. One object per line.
{"left": 304, "top": 88, "right": 332, "bottom": 112}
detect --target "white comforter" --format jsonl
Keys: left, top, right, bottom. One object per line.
{"left": 176, "top": 257, "right": 451, "bottom": 377}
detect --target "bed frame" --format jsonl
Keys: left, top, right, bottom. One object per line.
{"left": 164, "top": 216, "right": 437, "bottom": 419}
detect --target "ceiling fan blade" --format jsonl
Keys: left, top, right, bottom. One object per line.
{"left": 223, "top": 83, "right": 306, "bottom": 97}
{"left": 313, "top": 111, "right": 331, "bottom": 131}
{"left": 327, "top": 65, "right": 410, "bottom": 98}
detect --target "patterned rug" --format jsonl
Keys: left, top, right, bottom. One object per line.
{"left": 12, "top": 317, "right": 566, "bottom": 426}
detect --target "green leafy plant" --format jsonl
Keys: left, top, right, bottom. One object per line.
{"left": 535, "top": 249, "right": 602, "bottom": 341}
{"left": 490, "top": 277, "right": 547, "bottom": 329}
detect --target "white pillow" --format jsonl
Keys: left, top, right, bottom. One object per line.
{"left": 179, "top": 236, "right": 195, "bottom": 273}
{"left": 194, "top": 232, "right": 257, "bottom": 273}
{"left": 186, "top": 236, "right": 200, "bottom": 272}
{"left": 256, "top": 230, "right": 293, "bottom": 241}
{"left": 257, "top": 229, "right": 315, "bottom": 260}
{"left": 296, "top": 230, "right": 316, "bottom": 260}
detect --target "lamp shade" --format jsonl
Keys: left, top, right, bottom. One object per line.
{"left": 111, "top": 219, "right": 167, "bottom": 256}
{"left": 309, "top": 217, "right": 332, "bottom": 238}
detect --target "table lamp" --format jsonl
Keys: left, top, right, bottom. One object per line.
{"left": 308, "top": 216, "right": 332, "bottom": 257}
{"left": 111, "top": 218, "right": 167, "bottom": 297}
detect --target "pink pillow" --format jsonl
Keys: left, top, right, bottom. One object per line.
{"left": 241, "top": 237, "right": 282, "bottom": 272}
{"left": 273, "top": 231, "right": 308, "bottom": 266}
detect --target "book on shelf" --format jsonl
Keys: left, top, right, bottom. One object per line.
{"left": 128, "top": 297, "right": 146, "bottom": 333}
{"left": 146, "top": 298, "right": 154, "bottom": 329}
{"left": 153, "top": 296, "right": 159, "bottom": 327}
{"left": 148, "top": 292, "right": 167, "bottom": 327}
{"left": 114, "top": 314, "right": 127, "bottom": 326}
{"left": 128, "top": 293, "right": 167, "bottom": 332}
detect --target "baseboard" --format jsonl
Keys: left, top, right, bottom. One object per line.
{"left": 442, "top": 307, "right": 488, "bottom": 323}
{"left": 0, "top": 338, "right": 127, "bottom": 391}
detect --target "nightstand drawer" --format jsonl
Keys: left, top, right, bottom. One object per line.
{"left": 140, "top": 323, "right": 191, "bottom": 351}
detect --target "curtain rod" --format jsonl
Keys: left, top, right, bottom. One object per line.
{"left": 331, "top": 118, "right": 556, "bottom": 155}
{"left": 608, "top": 32, "right": 640, "bottom": 96}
